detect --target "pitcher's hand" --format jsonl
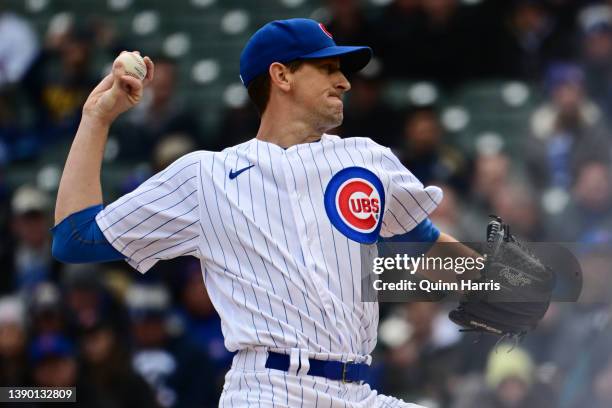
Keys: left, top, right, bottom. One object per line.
{"left": 82, "top": 51, "right": 154, "bottom": 125}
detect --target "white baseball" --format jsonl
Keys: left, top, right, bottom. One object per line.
{"left": 115, "top": 52, "right": 147, "bottom": 81}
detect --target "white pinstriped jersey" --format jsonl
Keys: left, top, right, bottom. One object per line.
{"left": 96, "top": 134, "right": 443, "bottom": 360}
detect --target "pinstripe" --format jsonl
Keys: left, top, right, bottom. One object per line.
{"left": 242, "top": 147, "right": 290, "bottom": 347}
{"left": 397, "top": 184, "right": 430, "bottom": 218}
{"left": 335, "top": 138, "right": 355, "bottom": 166}
{"left": 233, "top": 163, "right": 282, "bottom": 348}
{"left": 202, "top": 154, "right": 261, "bottom": 356}
{"left": 267, "top": 365, "right": 276, "bottom": 408}
{"left": 295, "top": 148, "right": 337, "bottom": 351}
{"left": 256, "top": 141, "right": 294, "bottom": 341}
{"left": 299, "top": 374, "right": 304, "bottom": 408}
{"left": 264, "top": 147, "right": 319, "bottom": 408}
{"left": 112, "top": 190, "right": 197, "bottom": 245}
{"left": 365, "top": 138, "right": 375, "bottom": 168}
{"left": 119, "top": 203, "right": 198, "bottom": 253}
{"left": 239, "top": 352, "right": 253, "bottom": 407}
{"left": 197, "top": 158, "right": 228, "bottom": 267}
{"left": 196, "top": 156, "right": 241, "bottom": 333}
{"left": 215, "top": 152, "right": 268, "bottom": 346}
{"left": 250, "top": 350, "right": 263, "bottom": 408}
{"left": 353, "top": 138, "right": 367, "bottom": 166}
{"left": 282, "top": 371, "right": 289, "bottom": 407}
{"left": 339, "top": 382, "right": 350, "bottom": 401}
{"left": 390, "top": 194, "right": 418, "bottom": 224}
{"left": 99, "top": 161, "right": 198, "bottom": 219}
{"left": 285, "top": 156, "right": 324, "bottom": 350}
{"left": 322, "top": 376, "right": 331, "bottom": 408}
{"left": 265, "top": 143, "right": 305, "bottom": 339}
{"left": 101, "top": 176, "right": 196, "bottom": 232}
{"left": 135, "top": 235, "right": 198, "bottom": 267}
{"left": 127, "top": 219, "right": 198, "bottom": 259}
{"left": 305, "top": 145, "right": 337, "bottom": 293}
{"left": 174, "top": 248, "right": 198, "bottom": 258}
{"left": 229, "top": 156, "right": 265, "bottom": 408}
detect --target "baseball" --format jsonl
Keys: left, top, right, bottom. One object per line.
{"left": 115, "top": 51, "right": 147, "bottom": 81}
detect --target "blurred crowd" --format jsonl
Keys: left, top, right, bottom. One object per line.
{"left": 1, "top": 0, "right": 612, "bottom": 407}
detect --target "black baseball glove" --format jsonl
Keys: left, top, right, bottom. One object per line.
{"left": 448, "top": 216, "right": 555, "bottom": 339}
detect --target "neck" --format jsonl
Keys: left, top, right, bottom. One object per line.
{"left": 255, "top": 106, "right": 324, "bottom": 148}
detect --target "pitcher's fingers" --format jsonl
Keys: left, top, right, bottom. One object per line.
{"left": 117, "top": 74, "right": 142, "bottom": 96}
{"left": 143, "top": 56, "right": 154, "bottom": 85}
{"left": 112, "top": 59, "right": 126, "bottom": 79}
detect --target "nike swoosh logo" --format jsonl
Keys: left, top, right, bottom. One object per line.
{"left": 229, "top": 164, "right": 255, "bottom": 180}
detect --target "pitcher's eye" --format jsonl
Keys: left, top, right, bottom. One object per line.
{"left": 324, "top": 64, "right": 339, "bottom": 73}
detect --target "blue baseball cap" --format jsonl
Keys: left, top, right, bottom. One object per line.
{"left": 239, "top": 18, "right": 372, "bottom": 88}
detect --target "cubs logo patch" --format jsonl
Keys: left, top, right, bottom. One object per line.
{"left": 324, "top": 167, "right": 385, "bottom": 244}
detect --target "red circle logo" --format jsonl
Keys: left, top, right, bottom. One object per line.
{"left": 336, "top": 179, "right": 381, "bottom": 233}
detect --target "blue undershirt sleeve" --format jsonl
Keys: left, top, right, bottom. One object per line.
{"left": 51, "top": 204, "right": 126, "bottom": 263}
{"left": 379, "top": 218, "right": 440, "bottom": 255}
{"left": 378, "top": 218, "right": 440, "bottom": 256}
{"left": 385, "top": 218, "right": 440, "bottom": 243}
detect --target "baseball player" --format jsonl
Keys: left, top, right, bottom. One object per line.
{"left": 52, "top": 18, "right": 474, "bottom": 407}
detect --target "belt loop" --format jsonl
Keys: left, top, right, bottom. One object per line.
{"left": 288, "top": 348, "right": 300, "bottom": 376}
{"left": 297, "top": 349, "right": 310, "bottom": 376}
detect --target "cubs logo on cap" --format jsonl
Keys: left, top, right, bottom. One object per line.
{"left": 319, "top": 23, "right": 333, "bottom": 39}
{"left": 324, "top": 167, "right": 385, "bottom": 244}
